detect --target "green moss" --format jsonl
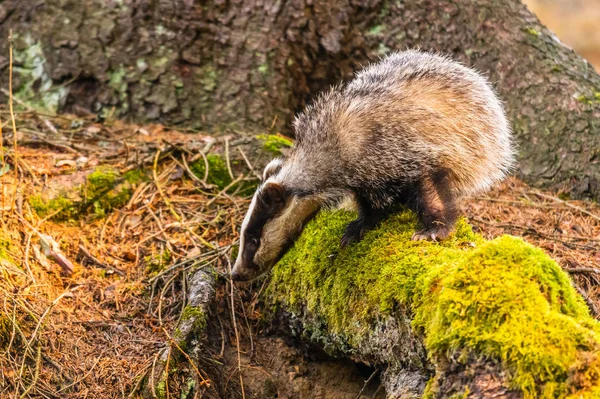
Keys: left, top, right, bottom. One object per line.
{"left": 0, "top": 238, "right": 10, "bottom": 259}
{"left": 257, "top": 134, "right": 294, "bottom": 156}
{"left": 0, "top": 314, "right": 13, "bottom": 350}
{"left": 156, "top": 380, "right": 167, "bottom": 399}
{"left": 230, "top": 245, "right": 239, "bottom": 262}
{"left": 85, "top": 166, "right": 132, "bottom": 217}
{"left": 258, "top": 63, "right": 269, "bottom": 75}
{"left": 181, "top": 305, "right": 206, "bottom": 330}
{"left": 367, "top": 25, "right": 386, "bottom": 35}
{"left": 267, "top": 210, "right": 600, "bottom": 397}
{"left": 181, "top": 379, "right": 196, "bottom": 399}
{"left": 28, "top": 195, "right": 78, "bottom": 221}
{"left": 145, "top": 250, "right": 172, "bottom": 276}
{"left": 575, "top": 93, "right": 600, "bottom": 106}
{"left": 526, "top": 27, "right": 541, "bottom": 37}
{"left": 190, "top": 154, "right": 232, "bottom": 190}
{"left": 123, "top": 169, "right": 148, "bottom": 184}
{"left": 198, "top": 65, "right": 218, "bottom": 92}
{"left": 0, "top": 236, "right": 18, "bottom": 349}
{"left": 86, "top": 166, "right": 119, "bottom": 195}
{"left": 379, "top": 1, "right": 391, "bottom": 17}
{"left": 30, "top": 167, "right": 140, "bottom": 221}
{"left": 108, "top": 65, "right": 128, "bottom": 93}
{"left": 559, "top": 192, "right": 571, "bottom": 201}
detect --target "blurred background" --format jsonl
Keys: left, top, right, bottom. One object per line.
{"left": 524, "top": 0, "right": 600, "bottom": 70}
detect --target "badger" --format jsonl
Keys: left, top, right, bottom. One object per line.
{"left": 231, "top": 50, "right": 514, "bottom": 282}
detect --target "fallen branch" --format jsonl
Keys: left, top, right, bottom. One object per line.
{"left": 78, "top": 244, "right": 126, "bottom": 276}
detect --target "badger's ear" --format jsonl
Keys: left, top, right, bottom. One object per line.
{"left": 262, "top": 158, "right": 284, "bottom": 182}
{"left": 259, "top": 182, "right": 288, "bottom": 211}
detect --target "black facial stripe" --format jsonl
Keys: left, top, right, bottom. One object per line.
{"left": 240, "top": 187, "right": 290, "bottom": 269}
{"left": 245, "top": 187, "right": 289, "bottom": 238}
{"left": 288, "top": 187, "right": 315, "bottom": 198}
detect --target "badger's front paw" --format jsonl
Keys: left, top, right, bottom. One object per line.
{"left": 411, "top": 225, "right": 452, "bottom": 242}
{"left": 340, "top": 219, "right": 365, "bottom": 248}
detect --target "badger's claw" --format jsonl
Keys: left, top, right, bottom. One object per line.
{"left": 341, "top": 220, "right": 365, "bottom": 248}
{"left": 411, "top": 226, "right": 452, "bottom": 242}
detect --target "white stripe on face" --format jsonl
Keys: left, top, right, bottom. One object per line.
{"left": 263, "top": 158, "right": 284, "bottom": 181}
{"left": 235, "top": 192, "right": 258, "bottom": 268}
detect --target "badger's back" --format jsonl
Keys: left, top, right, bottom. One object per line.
{"left": 291, "top": 50, "right": 514, "bottom": 199}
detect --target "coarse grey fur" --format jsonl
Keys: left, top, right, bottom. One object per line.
{"left": 278, "top": 50, "right": 513, "bottom": 204}
{"left": 231, "top": 50, "right": 514, "bottom": 281}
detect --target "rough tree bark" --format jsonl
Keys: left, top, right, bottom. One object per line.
{"left": 0, "top": 0, "right": 599, "bottom": 198}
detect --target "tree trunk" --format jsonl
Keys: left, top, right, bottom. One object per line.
{"left": 1, "top": 0, "right": 599, "bottom": 198}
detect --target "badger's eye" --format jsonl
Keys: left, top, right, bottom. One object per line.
{"left": 247, "top": 237, "right": 259, "bottom": 249}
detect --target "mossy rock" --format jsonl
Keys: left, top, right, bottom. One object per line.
{"left": 266, "top": 210, "right": 600, "bottom": 398}
{"left": 29, "top": 167, "right": 147, "bottom": 221}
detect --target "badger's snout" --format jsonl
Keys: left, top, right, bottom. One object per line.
{"left": 230, "top": 257, "right": 263, "bottom": 282}
{"left": 230, "top": 266, "right": 242, "bottom": 281}
{"left": 230, "top": 259, "right": 246, "bottom": 282}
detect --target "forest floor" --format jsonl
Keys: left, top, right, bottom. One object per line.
{"left": 0, "top": 109, "right": 599, "bottom": 398}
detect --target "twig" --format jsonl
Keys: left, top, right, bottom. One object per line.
{"left": 8, "top": 30, "right": 18, "bottom": 210}
{"left": 530, "top": 190, "right": 600, "bottom": 222}
{"left": 225, "top": 137, "right": 234, "bottom": 181}
{"left": 371, "top": 384, "right": 384, "bottom": 399}
{"left": 19, "top": 343, "right": 42, "bottom": 398}
{"left": 19, "top": 288, "right": 77, "bottom": 394}
{"left": 152, "top": 150, "right": 215, "bottom": 249}
{"left": 16, "top": 158, "right": 41, "bottom": 186}
{"left": 23, "top": 232, "right": 37, "bottom": 284}
{"left": 473, "top": 196, "right": 566, "bottom": 209}
{"left": 161, "top": 326, "right": 212, "bottom": 388}
{"left": 565, "top": 267, "right": 600, "bottom": 275}
{"left": 196, "top": 150, "right": 210, "bottom": 184}
{"left": 189, "top": 137, "right": 216, "bottom": 163}
{"left": 25, "top": 289, "right": 76, "bottom": 350}
{"left": 149, "top": 353, "right": 159, "bottom": 399}
{"left": 1, "top": 88, "right": 32, "bottom": 112}
{"left": 575, "top": 285, "right": 599, "bottom": 318}
{"left": 56, "top": 350, "right": 105, "bottom": 393}
{"left": 235, "top": 289, "right": 254, "bottom": 360}
{"left": 471, "top": 217, "right": 600, "bottom": 248}
{"left": 0, "top": 94, "right": 3, "bottom": 165}
{"left": 237, "top": 147, "right": 261, "bottom": 179}
{"left": 205, "top": 174, "right": 245, "bottom": 207}
{"left": 78, "top": 244, "right": 126, "bottom": 276}
{"left": 355, "top": 368, "right": 379, "bottom": 399}
{"left": 164, "top": 337, "right": 171, "bottom": 399}
{"left": 227, "top": 259, "right": 246, "bottom": 399}
{"left": 179, "top": 154, "right": 205, "bottom": 186}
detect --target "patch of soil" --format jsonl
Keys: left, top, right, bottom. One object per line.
{"left": 224, "top": 335, "right": 384, "bottom": 399}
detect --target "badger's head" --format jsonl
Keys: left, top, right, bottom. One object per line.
{"left": 231, "top": 159, "right": 319, "bottom": 282}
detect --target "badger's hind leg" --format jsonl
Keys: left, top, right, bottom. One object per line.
{"left": 411, "top": 170, "right": 458, "bottom": 242}
{"left": 340, "top": 195, "right": 386, "bottom": 248}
